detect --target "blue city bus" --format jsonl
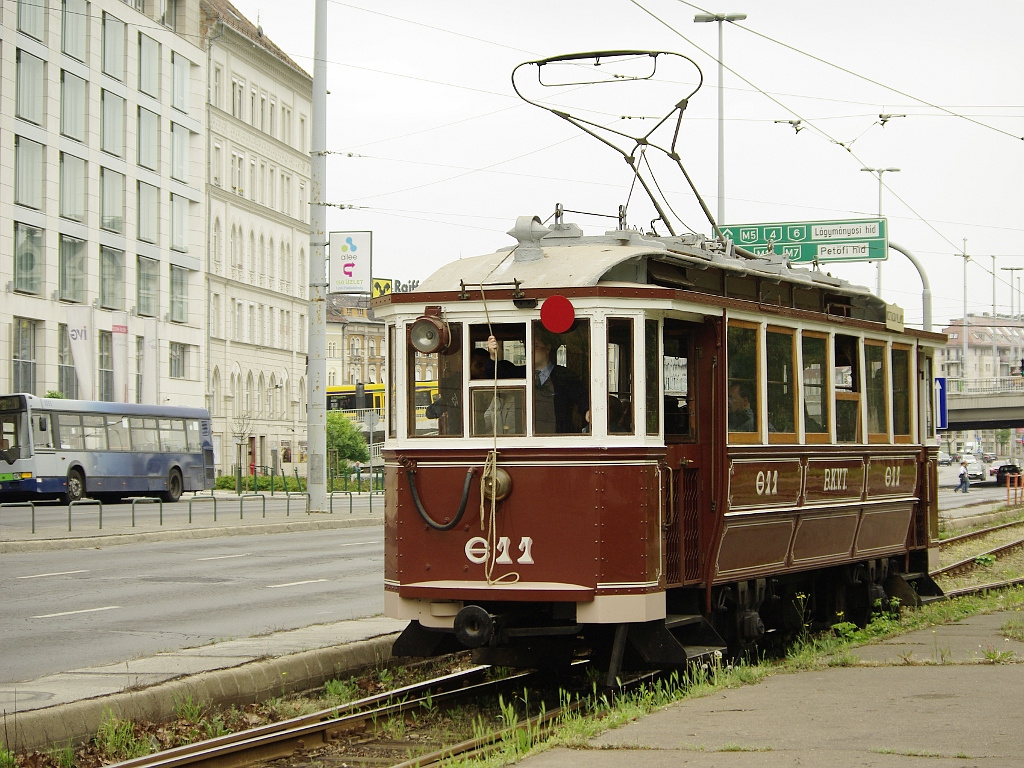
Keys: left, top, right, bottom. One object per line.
{"left": 0, "top": 394, "right": 214, "bottom": 503}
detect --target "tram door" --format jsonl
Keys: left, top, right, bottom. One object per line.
{"left": 661, "top": 318, "right": 713, "bottom": 586}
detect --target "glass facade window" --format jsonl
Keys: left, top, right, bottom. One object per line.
{"left": 171, "top": 53, "right": 189, "bottom": 112}
{"left": 99, "top": 331, "right": 114, "bottom": 402}
{"left": 137, "top": 256, "right": 159, "bottom": 317}
{"left": 15, "top": 137, "right": 44, "bottom": 209}
{"left": 169, "top": 342, "right": 188, "bottom": 378}
{"left": 16, "top": 49, "right": 44, "bottom": 125}
{"left": 139, "top": 35, "right": 160, "bottom": 96}
{"left": 60, "top": 152, "right": 87, "bottom": 221}
{"left": 13, "top": 317, "right": 38, "bottom": 395}
{"left": 14, "top": 222, "right": 44, "bottom": 295}
{"left": 59, "top": 235, "right": 86, "bottom": 303}
{"left": 101, "top": 90, "right": 125, "bottom": 156}
{"left": 100, "top": 168, "right": 125, "bottom": 232}
{"left": 61, "top": 70, "right": 87, "bottom": 140}
{"left": 18, "top": 0, "right": 45, "bottom": 40}
{"left": 170, "top": 266, "right": 188, "bottom": 322}
{"left": 102, "top": 13, "right": 125, "bottom": 80}
{"left": 62, "top": 0, "right": 88, "bottom": 60}
{"left": 171, "top": 122, "right": 189, "bottom": 180}
{"left": 136, "top": 336, "right": 145, "bottom": 402}
{"left": 58, "top": 324, "right": 80, "bottom": 399}
{"left": 170, "top": 195, "right": 189, "bottom": 252}
{"left": 138, "top": 182, "right": 159, "bottom": 243}
{"left": 138, "top": 107, "right": 160, "bottom": 169}
{"left": 100, "top": 246, "right": 125, "bottom": 310}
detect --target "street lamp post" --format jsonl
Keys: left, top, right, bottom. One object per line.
{"left": 861, "top": 167, "right": 900, "bottom": 297}
{"left": 694, "top": 12, "right": 746, "bottom": 228}
{"left": 1003, "top": 266, "right": 1024, "bottom": 371}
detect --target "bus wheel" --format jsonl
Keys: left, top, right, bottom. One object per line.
{"left": 65, "top": 469, "right": 85, "bottom": 503}
{"left": 162, "top": 469, "right": 183, "bottom": 503}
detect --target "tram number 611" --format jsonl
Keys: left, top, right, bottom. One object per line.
{"left": 465, "top": 536, "right": 535, "bottom": 565}
{"left": 756, "top": 469, "right": 779, "bottom": 496}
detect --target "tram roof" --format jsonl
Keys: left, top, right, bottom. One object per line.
{"left": 416, "top": 219, "right": 877, "bottom": 303}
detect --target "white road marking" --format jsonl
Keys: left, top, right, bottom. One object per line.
{"left": 336, "top": 541, "right": 377, "bottom": 547}
{"left": 197, "top": 553, "right": 253, "bottom": 561}
{"left": 33, "top": 606, "right": 120, "bottom": 619}
{"left": 18, "top": 570, "right": 89, "bottom": 579}
{"left": 266, "top": 579, "right": 327, "bottom": 589}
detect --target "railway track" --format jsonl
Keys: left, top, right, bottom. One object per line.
{"left": 939, "top": 518, "right": 1024, "bottom": 550}
{"left": 108, "top": 664, "right": 525, "bottom": 768}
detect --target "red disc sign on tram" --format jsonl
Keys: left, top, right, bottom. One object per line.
{"left": 540, "top": 295, "right": 575, "bottom": 333}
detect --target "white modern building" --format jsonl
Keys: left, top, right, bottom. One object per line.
{"left": 2, "top": 0, "right": 208, "bottom": 406}
{"left": 201, "top": 0, "right": 311, "bottom": 476}
{"left": 1, "top": 0, "right": 312, "bottom": 478}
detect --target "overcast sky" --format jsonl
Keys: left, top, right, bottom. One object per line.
{"left": 227, "top": 0, "right": 1024, "bottom": 329}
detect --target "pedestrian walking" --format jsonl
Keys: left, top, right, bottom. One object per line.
{"left": 955, "top": 460, "right": 970, "bottom": 493}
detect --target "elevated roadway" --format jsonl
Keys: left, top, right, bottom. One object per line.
{"left": 946, "top": 376, "right": 1024, "bottom": 431}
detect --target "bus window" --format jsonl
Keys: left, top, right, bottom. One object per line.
{"left": 185, "top": 419, "right": 202, "bottom": 452}
{"left": 160, "top": 419, "right": 188, "bottom": 452}
{"left": 33, "top": 414, "right": 52, "bottom": 450}
{"left": 131, "top": 417, "right": 159, "bottom": 451}
{"left": 1, "top": 413, "right": 24, "bottom": 458}
{"left": 82, "top": 415, "right": 108, "bottom": 451}
{"left": 532, "top": 320, "right": 590, "bottom": 435}
{"left": 865, "top": 341, "right": 888, "bottom": 442}
{"left": 801, "top": 332, "right": 829, "bottom": 442}
{"left": 834, "top": 334, "right": 861, "bottom": 443}
{"left": 607, "top": 318, "right": 634, "bottom": 435}
{"left": 663, "top": 319, "right": 692, "bottom": 440}
{"left": 411, "top": 322, "right": 462, "bottom": 437}
{"left": 645, "top": 320, "right": 659, "bottom": 435}
{"left": 107, "top": 416, "right": 131, "bottom": 450}
{"left": 892, "top": 345, "right": 912, "bottom": 441}
{"left": 56, "top": 413, "right": 85, "bottom": 450}
{"left": 727, "top": 322, "right": 758, "bottom": 440}
{"left": 766, "top": 327, "right": 796, "bottom": 442}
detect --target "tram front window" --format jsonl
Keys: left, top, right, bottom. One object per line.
{"left": 532, "top": 320, "right": 590, "bottom": 435}
{"left": 411, "top": 322, "right": 463, "bottom": 437}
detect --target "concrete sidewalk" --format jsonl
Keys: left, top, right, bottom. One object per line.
{"left": 519, "top": 613, "right": 1024, "bottom": 768}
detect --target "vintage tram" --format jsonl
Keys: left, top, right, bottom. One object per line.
{"left": 373, "top": 51, "right": 944, "bottom": 682}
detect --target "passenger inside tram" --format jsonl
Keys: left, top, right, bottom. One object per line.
{"left": 727, "top": 381, "right": 756, "bottom": 432}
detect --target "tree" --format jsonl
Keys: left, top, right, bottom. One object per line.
{"left": 326, "top": 412, "right": 370, "bottom": 466}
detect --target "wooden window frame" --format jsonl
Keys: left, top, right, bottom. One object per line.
{"left": 891, "top": 342, "right": 914, "bottom": 443}
{"left": 766, "top": 325, "right": 797, "bottom": 444}
{"left": 864, "top": 340, "right": 889, "bottom": 444}
{"left": 727, "top": 319, "right": 760, "bottom": 445}
{"left": 801, "top": 330, "right": 831, "bottom": 444}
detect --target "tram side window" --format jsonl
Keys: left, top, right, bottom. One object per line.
{"left": 55, "top": 413, "right": 85, "bottom": 450}
{"left": 532, "top": 320, "right": 590, "bottom": 435}
{"left": 864, "top": 342, "right": 888, "bottom": 441}
{"left": 766, "top": 327, "right": 796, "bottom": 441}
{"left": 727, "top": 323, "right": 758, "bottom": 439}
{"left": 645, "top": 320, "right": 660, "bottom": 436}
{"left": 801, "top": 333, "right": 829, "bottom": 442}
{"left": 834, "top": 334, "right": 861, "bottom": 443}
{"left": 607, "top": 318, "right": 634, "bottom": 435}
{"left": 412, "top": 322, "right": 463, "bottom": 438}
{"left": 891, "top": 345, "right": 912, "bottom": 440}
{"left": 663, "top": 319, "right": 693, "bottom": 440}
{"left": 388, "top": 327, "right": 397, "bottom": 439}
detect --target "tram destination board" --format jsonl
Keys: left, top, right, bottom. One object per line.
{"left": 720, "top": 218, "right": 888, "bottom": 264}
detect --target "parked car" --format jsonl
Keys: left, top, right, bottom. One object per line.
{"left": 995, "top": 464, "right": 1022, "bottom": 487}
{"left": 938, "top": 451, "right": 952, "bottom": 466}
{"left": 965, "top": 460, "right": 985, "bottom": 482}
{"left": 982, "top": 452, "right": 998, "bottom": 462}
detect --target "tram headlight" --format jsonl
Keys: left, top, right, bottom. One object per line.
{"left": 409, "top": 307, "right": 450, "bottom": 354}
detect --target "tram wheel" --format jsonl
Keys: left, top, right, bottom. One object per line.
{"left": 162, "top": 468, "right": 183, "bottom": 503}
{"left": 65, "top": 469, "right": 86, "bottom": 504}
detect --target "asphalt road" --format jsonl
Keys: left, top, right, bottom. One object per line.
{"left": 1, "top": 526, "right": 383, "bottom": 684}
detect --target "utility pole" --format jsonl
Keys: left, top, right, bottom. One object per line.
{"left": 306, "top": 0, "right": 328, "bottom": 512}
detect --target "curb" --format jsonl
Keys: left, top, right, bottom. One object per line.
{"left": 0, "top": 516, "right": 382, "bottom": 554}
{"left": 1, "top": 634, "right": 397, "bottom": 754}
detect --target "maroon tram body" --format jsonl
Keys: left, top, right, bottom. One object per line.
{"left": 373, "top": 50, "right": 944, "bottom": 679}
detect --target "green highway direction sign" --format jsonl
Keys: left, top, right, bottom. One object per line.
{"left": 720, "top": 218, "right": 888, "bottom": 264}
